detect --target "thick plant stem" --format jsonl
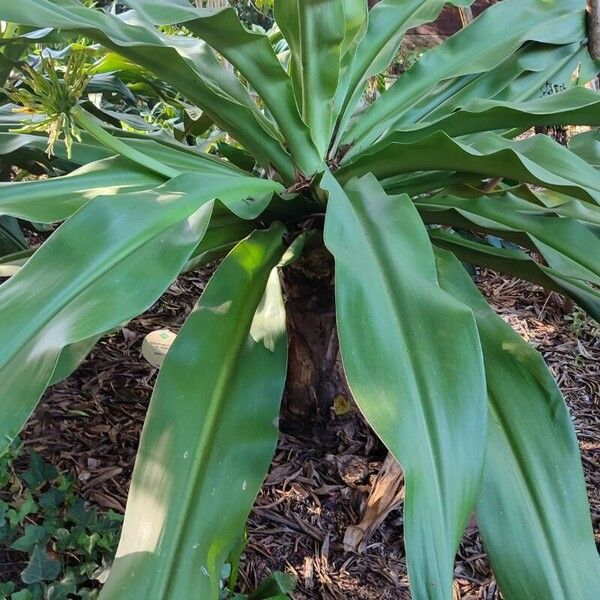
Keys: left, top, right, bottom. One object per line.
{"left": 71, "top": 105, "right": 180, "bottom": 179}
{"left": 280, "top": 244, "right": 350, "bottom": 443}
{"left": 589, "top": 0, "right": 600, "bottom": 60}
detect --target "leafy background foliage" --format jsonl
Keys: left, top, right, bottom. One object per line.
{"left": 0, "top": 441, "right": 122, "bottom": 600}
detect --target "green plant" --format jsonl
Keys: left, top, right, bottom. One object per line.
{"left": 0, "top": 440, "right": 123, "bottom": 599}
{"left": 0, "top": 1, "right": 599, "bottom": 598}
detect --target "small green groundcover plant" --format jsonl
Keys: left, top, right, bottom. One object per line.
{"left": 0, "top": 443, "right": 291, "bottom": 600}
{"left": 0, "top": 1, "right": 600, "bottom": 599}
{"left": 0, "top": 441, "right": 122, "bottom": 600}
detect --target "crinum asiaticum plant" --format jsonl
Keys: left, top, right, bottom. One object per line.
{"left": 1, "top": 0, "right": 600, "bottom": 598}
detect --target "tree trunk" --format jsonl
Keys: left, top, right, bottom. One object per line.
{"left": 280, "top": 244, "right": 350, "bottom": 443}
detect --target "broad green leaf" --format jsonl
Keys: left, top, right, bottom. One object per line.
{"left": 21, "top": 545, "right": 61, "bottom": 584}
{"left": 11, "top": 524, "right": 47, "bottom": 553}
{"left": 429, "top": 229, "right": 600, "bottom": 321}
{"left": 389, "top": 87, "right": 600, "bottom": 143}
{"left": 343, "top": 0, "right": 588, "bottom": 154}
{"left": 0, "top": 173, "right": 281, "bottom": 456}
{"left": 0, "top": 130, "right": 268, "bottom": 221}
{"left": 415, "top": 191, "right": 600, "bottom": 285}
{"left": 569, "top": 128, "right": 600, "bottom": 168}
{"left": 0, "top": 0, "right": 297, "bottom": 180}
{"left": 0, "top": 131, "right": 115, "bottom": 167}
{"left": 0, "top": 157, "right": 162, "bottom": 223}
{"left": 435, "top": 249, "right": 600, "bottom": 600}
{"left": 48, "top": 335, "right": 104, "bottom": 387}
{"left": 322, "top": 173, "right": 486, "bottom": 600}
{"left": 184, "top": 206, "right": 257, "bottom": 272}
{"left": 274, "top": 0, "right": 346, "bottom": 155}
{"left": 510, "top": 185, "right": 600, "bottom": 225}
{"left": 0, "top": 120, "right": 252, "bottom": 174}
{"left": 0, "top": 249, "right": 32, "bottom": 278}
{"left": 123, "top": 0, "right": 321, "bottom": 174}
{"left": 339, "top": 131, "right": 600, "bottom": 205}
{"left": 340, "top": 0, "right": 367, "bottom": 58}
{"left": 101, "top": 225, "right": 288, "bottom": 600}
{"left": 380, "top": 170, "right": 481, "bottom": 197}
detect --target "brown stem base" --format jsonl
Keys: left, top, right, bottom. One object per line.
{"left": 280, "top": 244, "right": 350, "bottom": 445}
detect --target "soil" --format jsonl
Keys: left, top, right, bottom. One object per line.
{"left": 10, "top": 267, "right": 600, "bottom": 599}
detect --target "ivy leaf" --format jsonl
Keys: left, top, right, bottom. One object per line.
{"left": 20, "top": 545, "right": 61, "bottom": 584}
{"left": 11, "top": 524, "right": 47, "bottom": 552}
{"left": 46, "top": 573, "right": 78, "bottom": 600}
{"left": 39, "top": 487, "right": 66, "bottom": 511}
{"left": 68, "top": 498, "right": 97, "bottom": 527}
{"left": 0, "top": 582, "right": 16, "bottom": 598}
{"left": 22, "top": 451, "right": 58, "bottom": 489}
{"left": 77, "top": 531, "right": 100, "bottom": 556}
{"left": 8, "top": 492, "right": 38, "bottom": 527}
{"left": 10, "top": 589, "right": 34, "bottom": 600}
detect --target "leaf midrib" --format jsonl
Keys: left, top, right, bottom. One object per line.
{"left": 156, "top": 244, "right": 282, "bottom": 598}
{"left": 0, "top": 196, "right": 212, "bottom": 375}
{"left": 341, "top": 199, "right": 455, "bottom": 562}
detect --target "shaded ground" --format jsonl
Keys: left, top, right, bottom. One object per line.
{"left": 17, "top": 267, "right": 600, "bottom": 599}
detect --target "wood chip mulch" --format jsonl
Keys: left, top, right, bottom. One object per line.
{"left": 15, "top": 267, "right": 600, "bottom": 599}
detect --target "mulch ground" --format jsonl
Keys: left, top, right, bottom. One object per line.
{"left": 14, "top": 267, "right": 600, "bottom": 599}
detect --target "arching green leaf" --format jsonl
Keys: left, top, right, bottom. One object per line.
{"left": 274, "top": 0, "right": 346, "bottom": 155}
{"left": 435, "top": 249, "right": 600, "bottom": 600}
{"left": 429, "top": 229, "right": 600, "bottom": 321}
{"left": 416, "top": 190, "right": 600, "bottom": 284}
{"left": 123, "top": 0, "right": 321, "bottom": 174}
{"left": 102, "top": 226, "right": 288, "bottom": 600}
{"left": 0, "top": 0, "right": 297, "bottom": 180}
{"left": 323, "top": 172, "right": 486, "bottom": 600}
{"left": 339, "top": 131, "right": 600, "bottom": 205}
{"left": 0, "top": 172, "right": 281, "bottom": 456}
{"left": 389, "top": 87, "right": 600, "bottom": 143}
{"left": 343, "top": 0, "right": 588, "bottom": 154}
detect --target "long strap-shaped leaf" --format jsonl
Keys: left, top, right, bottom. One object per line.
{"left": 435, "top": 249, "right": 600, "bottom": 600}
{"left": 322, "top": 172, "right": 487, "bottom": 600}
{"left": 0, "top": 130, "right": 272, "bottom": 223}
{"left": 0, "top": 157, "right": 162, "bottom": 223}
{"left": 0, "top": 125, "right": 249, "bottom": 175}
{"left": 430, "top": 229, "right": 600, "bottom": 322}
{"left": 101, "top": 225, "right": 288, "bottom": 600}
{"left": 415, "top": 191, "right": 600, "bottom": 285}
{"left": 334, "top": 0, "right": 473, "bottom": 144}
{"left": 388, "top": 87, "right": 600, "bottom": 143}
{"left": 123, "top": 0, "right": 321, "bottom": 175}
{"left": 343, "top": 0, "right": 588, "bottom": 154}
{"left": 512, "top": 185, "right": 600, "bottom": 223}
{"left": 393, "top": 41, "right": 594, "bottom": 132}
{"left": 0, "top": 0, "right": 296, "bottom": 180}
{"left": 0, "top": 173, "right": 282, "bottom": 456}
{"left": 274, "top": 0, "right": 346, "bottom": 156}
{"left": 569, "top": 128, "right": 600, "bottom": 168}
{"left": 339, "top": 131, "right": 600, "bottom": 205}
